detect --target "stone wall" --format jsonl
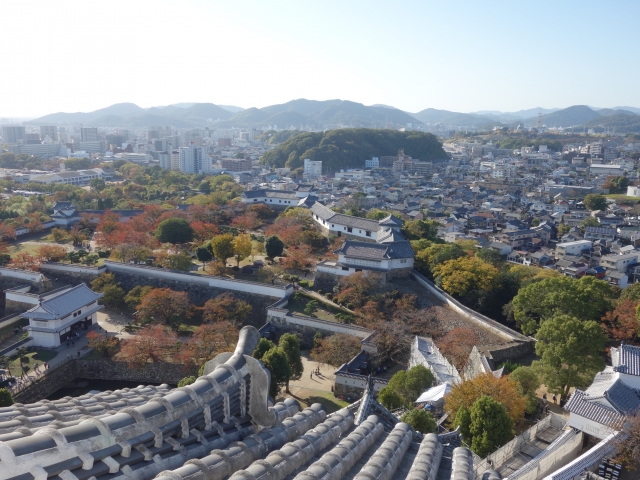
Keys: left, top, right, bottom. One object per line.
{"left": 387, "top": 267, "right": 413, "bottom": 280}
{"left": 13, "top": 358, "right": 194, "bottom": 404}
{"left": 13, "top": 359, "right": 79, "bottom": 404}
{"left": 77, "top": 358, "right": 196, "bottom": 385}
{"left": 481, "top": 341, "right": 534, "bottom": 364}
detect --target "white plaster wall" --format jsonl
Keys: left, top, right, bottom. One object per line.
{"left": 272, "top": 313, "right": 372, "bottom": 339}
{"left": 0, "top": 268, "right": 44, "bottom": 282}
{"left": 105, "top": 262, "right": 291, "bottom": 298}
{"left": 568, "top": 413, "right": 616, "bottom": 439}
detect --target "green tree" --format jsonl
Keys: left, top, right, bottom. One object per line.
{"left": 583, "top": 194, "right": 607, "bottom": 211}
{"left": 378, "top": 365, "right": 435, "bottom": 409}
{"left": 508, "top": 366, "right": 540, "bottom": 396}
{"left": 0, "top": 388, "right": 13, "bottom": 407}
{"left": 124, "top": 285, "right": 152, "bottom": 312}
{"left": 378, "top": 388, "right": 405, "bottom": 410}
{"left": 264, "top": 235, "right": 284, "bottom": 259}
{"left": 101, "top": 284, "right": 126, "bottom": 308}
{"left": 253, "top": 338, "right": 276, "bottom": 360}
{"left": 580, "top": 216, "right": 601, "bottom": 228}
{"left": 210, "top": 234, "right": 235, "bottom": 265}
{"left": 178, "top": 376, "right": 196, "bottom": 387}
{"left": 64, "top": 157, "right": 92, "bottom": 170}
{"left": 533, "top": 315, "right": 606, "bottom": 399}
{"left": 198, "top": 180, "right": 211, "bottom": 194}
{"left": 403, "top": 219, "right": 440, "bottom": 241}
{"left": 475, "top": 248, "right": 506, "bottom": 267}
{"left": 468, "top": 396, "right": 514, "bottom": 458}
{"left": 279, "top": 333, "right": 303, "bottom": 392}
{"left": 90, "top": 178, "right": 106, "bottom": 191}
{"left": 156, "top": 218, "right": 194, "bottom": 244}
{"left": 262, "top": 347, "right": 291, "bottom": 398}
{"left": 400, "top": 409, "right": 437, "bottom": 434}
{"left": 304, "top": 300, "right": 319, "bottom": 316}
{"left": 453, "top": 405, "right": 472, "bottom": 441}
{"left": 196, "top": 245, "right": 214, "bottom": 270}
{"left": 511, "top": 275, "right": 613, "bottom": 335}
{"left": 620, "top": 282, "right": 640, "bottom": 303}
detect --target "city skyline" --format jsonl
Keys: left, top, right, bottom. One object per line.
{"left": 1, "top": 0, "right": 639, "bottom": 117}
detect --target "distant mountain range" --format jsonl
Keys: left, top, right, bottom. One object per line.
{"left": 17, "top": 100, "right": 640, "bottom": 133}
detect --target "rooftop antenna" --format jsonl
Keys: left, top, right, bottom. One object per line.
{"left": 536, "top": 109, "right": 542, "bottom": 130}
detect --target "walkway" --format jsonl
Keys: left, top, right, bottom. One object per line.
{"left": 6, "top": 309, "right": 134, "bottom": 394}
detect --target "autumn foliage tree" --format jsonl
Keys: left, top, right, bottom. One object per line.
{"left": 177, "top": 322, "right": 237, "bottom": 370}
{"left": 281, "top": 244, "right": 314, "bottom": 272}
{"left": 602, "top": 299, "right": 640, "bottom": 341}
{"left": 202, "top": 293, "right": 252, "bottom": 326}
{"left": 119, "top": 325, "right": 178, "bottom": 368}
{"left": 37, "top": 245, "right": 68, "bottom": 262}
{"left": 432, "top": 256, "right": 499, "bottom": 297}
{"left": 86, "top": 331, "right": 118, "bottom": 357}
{"left": 310, "top": 334, "right": 361, "bottom": 367}
{"left": 136, "top": 288, "right": 191, "bottom": 328}
{"left": 436, "top": 328, "right": 480, "bottom": 370}
{"left": 445, "top": 372, "right": 527, "bottom": 426}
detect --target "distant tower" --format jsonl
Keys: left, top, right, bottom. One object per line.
{"left": 537, "top": 109, "right": 542, "bottom": 129}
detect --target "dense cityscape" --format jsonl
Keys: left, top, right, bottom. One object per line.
{"left": 0, "top": 2, "right": 639, "bottom": 480}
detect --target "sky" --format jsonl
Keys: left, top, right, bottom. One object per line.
{"left": 1, "top": 0, "right": 639, "bottom": 117}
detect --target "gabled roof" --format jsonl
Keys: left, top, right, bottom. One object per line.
{"left": 310, "top": 201, "right": 336, "bottom": 221}
{"left": 612, "top": 344, "right": 640, "bottom": 376}
{"left": 22, "top": 284, "right": 103, "bottom": 321}
{"left": 336, "top": 240, "right": 414, "bottom": 260}
{"left": 565, "top": 390, "right": 625, "bottom": 429}
{"left": 378, "top": 214, "right": 404, "bottom": 227}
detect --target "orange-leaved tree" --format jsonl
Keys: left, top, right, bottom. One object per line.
{"left": 601, "top": 299, "right": 639, "bottom": 342}
{"left": 86, "top": 331, "right": 118, "bottom": 357}
{"left": 177, "top": 322, "right": 238, "bottom": 370}
{"left": 136, "top": 288, "right": 191, "bottom": 329}
{"left": 445, "top": 372, "right": 527, "bottom": 426}
{"left": 202, "top": 293, "right": 252, "bottom": 327}
{"left": 436, "top": 327, "right": 480, "bottom": 370}
{"left": 119, "top": 325, "right": 178, "bottom": 368}
{"left": 37, "top": 245, "right": 68, "bottom": 262}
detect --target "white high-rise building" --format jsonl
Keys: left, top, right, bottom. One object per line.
{"left": 303, "top": 158, "right": 322, "bottom": 177}
{"left": 179, "top": 145, "right": 211, "bottom": 174}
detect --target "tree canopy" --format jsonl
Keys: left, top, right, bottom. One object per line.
{"left": 400, "top": 409, "right": 437, "bottom": 434}
{"left": 155, "top": 217, "right": 194, "bottom": 244}
{"left": 466, "top": 396, "right": 514, "bottom": 458}
{"left": 511, "top": 275, "right": 614, "bottom": 335}
{"left": 260, "top": 129, "right": 447, "bottom": 172}
{"left": 583, "top": 194, "right": 607, "bottom": 211}
{"left": 533, "top": 315, "right": 606, "bottom": 399}
{"left": 378, "top": 365, "right": 435, "bottom": 409}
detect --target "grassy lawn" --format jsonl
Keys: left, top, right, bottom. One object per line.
{"left": 8, "top": 242, "right": 43, "bottom": 256}
{"left": 287, "top": 292, "right": 353, "bottom": 323}
{"left": 285, "top": 388, "right": 349, "bottom": 414}
{"left": 605, "top": 194, "right": 640, "bottom": 202}
{"left": 8, "top": 349, "right": 58, "bottom": 377}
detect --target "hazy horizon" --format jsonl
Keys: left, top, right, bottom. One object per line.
{"left": 1, "top": 0, "right": 639, "bottom": 117}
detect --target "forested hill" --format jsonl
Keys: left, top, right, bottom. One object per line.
{"left": 260, "top": 128, "right": 448, "bottom": 173}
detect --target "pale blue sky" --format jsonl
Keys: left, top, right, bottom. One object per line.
{"left": 1, "top": 0, "right": 638, "bottom": 116}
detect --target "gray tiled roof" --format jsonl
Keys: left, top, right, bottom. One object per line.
{"left": 613, "top": 344, "right": 640, "bottom": 376}
{"left": 311, "top": 201, "right": 336, "bottom": 220}
{"left": 22, "top": 284, "right": 103, "bottom": 321}
{"left": 242, "top": 189, "right": 298, "bottom": 200}
{"left": 565, "top": 390, "right": 625, "bottom": 429}
{"left": 378, "top": 214, "right": 404, "bottom": 227}
{"left": 330, "top": 214, "right": 380, "bottom": 231}
{"left": 337, "top": 240, "right": 414, "bottom": 260}
{"left": 604, "top": 379, "right": 640, "bottom": 415}
{"left": 377, "top": 228, "right": 406, "bottom": 243}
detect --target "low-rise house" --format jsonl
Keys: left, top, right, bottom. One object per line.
{"left": 556, "top": 240, "right": 592, "bottom": 257}
{"left": 241, "top": 189, "right": 309, "bottom": 209}
{"left": 316, "top": 239, "right": 414, "bottom": 282}
{"left": 584, "top": 226, "right": 616, "bottom": 242}
{"left": 599, "top": 252, "right": 640, "bottom": 273}
{"left": 604, "top": 270, "right": 629, "bottom": 289}
{"left": 21, "top": 284, "right": 103, "bottom": 348}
